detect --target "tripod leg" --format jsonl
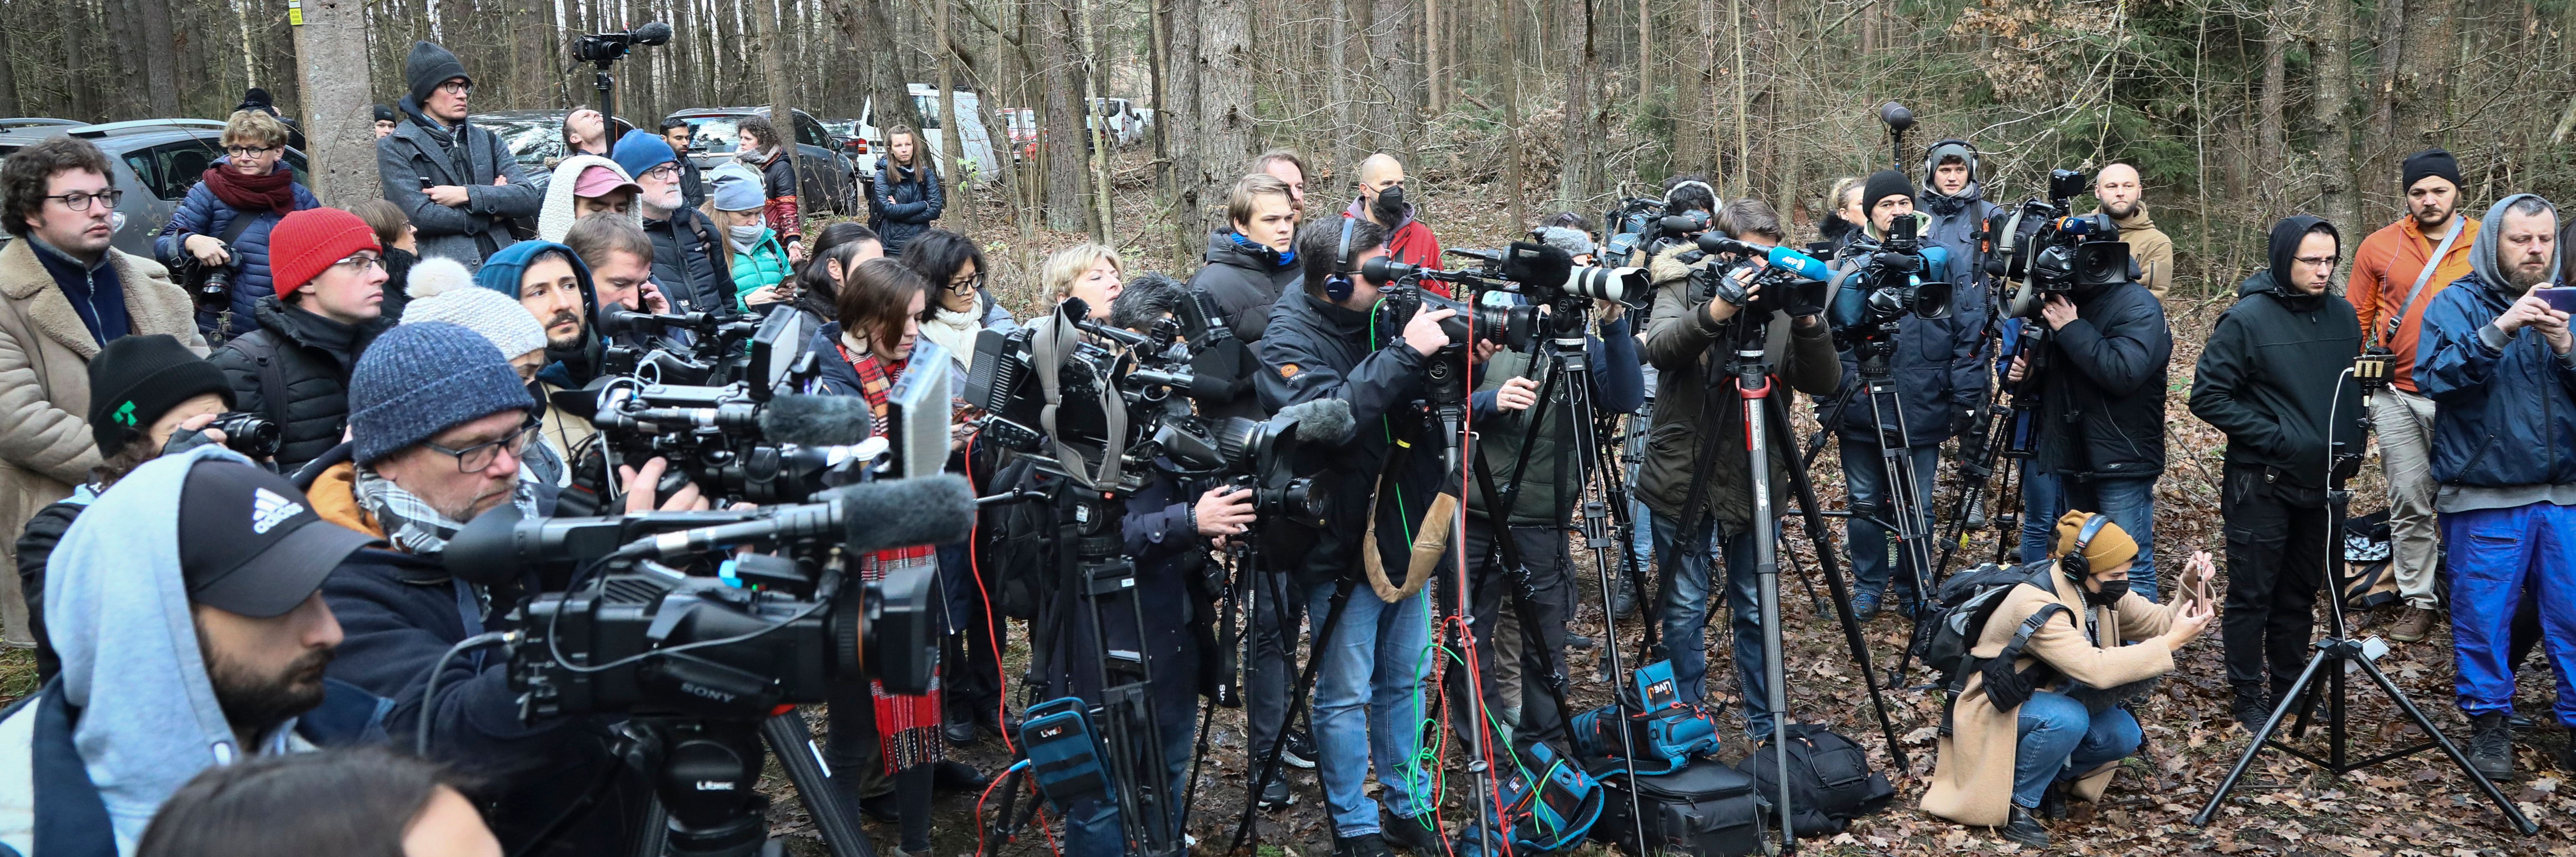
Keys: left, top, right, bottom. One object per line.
{"left": 762, "top": 713, "right": 878, "bottom": 857}
{"left": 1764, "top": 391, "right": 1910, "bottom": 773}
{"left": 2191, "top": 647, "right": 2331, "bottom": 826}
{"left": 2353, "top": 654, "right": 2540, "bottom": 834}
{"left": 1225, "top": 579, "right": 1358, "bottom": 856}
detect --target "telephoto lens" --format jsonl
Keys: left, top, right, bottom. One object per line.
{"left": 206, "top": 412, "right": 281, "bottom": 459}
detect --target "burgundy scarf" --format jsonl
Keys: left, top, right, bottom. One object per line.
{"left": 200, "top": 165, "right": 297, "bottom": 212}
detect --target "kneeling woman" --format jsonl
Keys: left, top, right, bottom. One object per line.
{"left": 1922, "top": 512, "right": 2215, "bottom": 847}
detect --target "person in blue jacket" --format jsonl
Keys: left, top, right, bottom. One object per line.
{"left": 0, "top": 448, "right": 385, "bottom": 857}
{"left": 2415, "top": 192, "right": 2573, "bottom": 783}
{"left": 156, "top": 109, "right": 321, "bottom": 339}
{"left": 870, "top": 125, "right": 945, "bottom": 256}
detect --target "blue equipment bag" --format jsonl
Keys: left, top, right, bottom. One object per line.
{"left": 1569, "top": 660, "right": 1722, "bottom": 775}
{"left": 1453, "top": 738, "right": 1605, "bottom": 856}
{"left": 1018, "top": 697, "right": 1115, "bottom": 813}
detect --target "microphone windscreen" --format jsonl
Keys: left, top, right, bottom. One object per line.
{"left": 633, "top": 21, "right": 673, "bottom": 44}
{"left": 1276, "top": 397, "right": 1355, "bottom": 446}
{"left": 1765, "top": 245, "right": 1833, "bottom": 282}
{"left": 1502, "top": 241, "right": 1574, "bottom": 290}
{"left": 759, "top": 395, "right": 877, "bottom": 447}
{"left": 834, "top": 475, "right": 976, "bottom": 555}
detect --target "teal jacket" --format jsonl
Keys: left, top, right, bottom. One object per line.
{"left": 729, "top": 229, "right": 790, "bottom": 313}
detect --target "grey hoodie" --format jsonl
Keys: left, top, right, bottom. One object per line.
{"left": 2466, "top": 193, "right": 2563, "bottom": 296}
{"left": 50, "top": 445, "right": 300, "bottom": 850}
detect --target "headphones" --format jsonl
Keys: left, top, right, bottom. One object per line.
{"left": 1325, "top": 216, "right": 1359, "bottom": 302}
{"left": 1926, "top": 139, "right": 1979, "bottom": 182}
{"left": 2059, "top": 513, "right": 2112, "bottom": 580}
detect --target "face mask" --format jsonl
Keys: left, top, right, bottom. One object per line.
{"left": 728, "top": 223, "right": 765, "bottom": 248}
{"left": 1372, "top": 185, "right": 1407, "bottom": 224}
{"left": 2085, "top": 579, "right": 2130, "bottom": 606}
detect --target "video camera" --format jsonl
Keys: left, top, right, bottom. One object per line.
{"left": 1363, "top": 240, "right": 1651, "bottom": 347}
{"left": 1828, "top": 214, "right": 1955, "bottom": 335}
{"left": 1600, "top": 196, "right": 1668, "bottom": 263}
{"left": 595, "top": 303, "right": 767, "bottom": 385}
{"left": 1688, "top": 235, "right": 1833, "bottom": 321}
{"left": 1986, "top": 169, "right": 2135, "bottom": 318}
{"left": 574, "top": 21, "right": 673, "bottom": 65}
{"left": 447, "top": 474, "right": 973, "bottom": 719}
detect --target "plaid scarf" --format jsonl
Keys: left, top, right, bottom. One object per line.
{"left": 833, "top": 337, "right": 907, "bottom": 436}
{"left": 353, "top": 464, "right": 538, "bottom": 556}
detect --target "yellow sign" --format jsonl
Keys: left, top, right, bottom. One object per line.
{"left": 288, "top": 0, "right": 303, "bottom": 25}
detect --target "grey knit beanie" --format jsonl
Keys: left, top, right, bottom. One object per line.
{"left": 709, "top": 162, "right": 765, "bottom": 212}
{"left": 348, "top": 321, "right": 536, "bottom": 465}
{"left": 400, "top": 256, "right": 548, "bottom": 361}
{"left": 404, "top": 41, "right": 470, "bottom": 109}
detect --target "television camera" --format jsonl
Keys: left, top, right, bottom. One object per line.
{"left": 1986, "top": 168, "right": 2136, "bottom": 318}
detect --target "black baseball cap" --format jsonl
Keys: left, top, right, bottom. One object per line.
{"left": 179, "top": 460, "right": 381, "bottom": 618}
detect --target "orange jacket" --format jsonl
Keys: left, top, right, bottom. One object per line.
{"left": 2350, "top": 215, "right": 2479, "bottom": 392}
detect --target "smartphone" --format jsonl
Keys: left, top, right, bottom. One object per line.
{"left": 418, "top": 176, "right": 434, "bottom": 190}
{"left": 2538, "top": 286, "right": 2576, "bottom": 315}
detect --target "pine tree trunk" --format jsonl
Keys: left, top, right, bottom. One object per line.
{"left": 1202, "top": 0, "right": 1255, "bottom": 205}
{"left": 2259, "top": 7, "right": 2287, "bottom": 210}
{"left": 2313, "top": 0, "right": 2356, "bottom": 241}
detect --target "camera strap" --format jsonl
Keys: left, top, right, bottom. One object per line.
{"left": 2384, "top": 218, "right": 2464, "bottom": 349}
{"left": 1030, "top": 306, "right": 1127, "bottom": 488}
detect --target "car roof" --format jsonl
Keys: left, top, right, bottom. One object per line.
{"left": 0, "top": 118, "right": 81, "bottom": 129}
{"left": 69, "top": 118, "right": 229, "bottom": 139}
{"left": 668, "top": 107, "right": 816, "bottom": 119}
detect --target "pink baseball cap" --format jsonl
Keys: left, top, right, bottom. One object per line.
{"left": 572, "top": 165, "right": 640, "bottom": 199}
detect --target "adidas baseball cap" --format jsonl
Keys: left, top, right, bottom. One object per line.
{"left": 178, "top": 460, "right": 381, "bottom": 618}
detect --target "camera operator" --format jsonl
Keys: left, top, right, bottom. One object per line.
{"left": 1350, "top": 153, "right": 1443, "bottom": 277}
{"left": 564, "top": 212, "right": 678, "bottom": 347}
{"left": 1920, "top": 142, "right": 2000, "bottom": 297}
{"left": 307, "top": 322, "right": 707, "bottom": 854}
{"left": 378, "top": 41, "right": 540, "bottom": 270}
{"left": 154, "top": 108, "right": 321, "bottom": 338}
{"left": 2415, "top": 193, "right": 2573, "bottom": 781}
{"left": 2350, "top": 149, "right": 2480, "bottom": 644}
{"left": 2092, "top": 164, "right": 2174, "bottom": 301}
{"left": 1256, "top": 218, "right": 1452, "bottom": 857}
{"left": 2004, "top": 214, "right": 2175, "bottom": 601}
{"left": 1921, "top": 513, "right": 2215, "bottom": 847}
{"left": 612, "top": 129, "right": 732, "bottom": 315}
{"left": 2187, "top": 215, "right": 2365, "bottom": 729}
{"left": 1630, "top": 175, "right": 1719, "bottom": 265}
{"left": 0, "top": 450, "right": 384, "bottom": 855}
{"left": 1831, "top": 173, "right": 1988, "bottom": 620}
{"left": 1453, "top": 241, "right": 1644, "bottom": 745}
{"left": 209, "top": 208, "right": 396, "bottom": 474}
{"left": 1637, "top": 196, "right": 1840, "bottom": 739}
{"left": 1193, "top": 173, "right": 1303, "bottom": 354}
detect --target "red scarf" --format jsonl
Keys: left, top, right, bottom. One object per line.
{"left": 200, "top": 165, "right": 297, "bottom": 212}
{"left": 832, "top": 339, "right": 908, "bottom": 436}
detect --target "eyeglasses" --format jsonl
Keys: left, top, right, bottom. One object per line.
{"left": 437, "top": 80, "right": 473, "bottom": 95}
{"left": 640, "top": 163, "right": 680, "bottom": 181}
{"left": 423, "top": 417, "right": 540, "bottom": 472}
{"left": 44, "top": 190, "right": 121, "bottom": 212}
{"left": 224, "top": 145, "right": 281, "bottom": 158}
{"left": 332, "top": 252, "right": 385, "bottom": 273}
{"left": 946, "top": 273, "right": 985, "bottom": 294}
{"left": 2293, "top": 255, "right": 2339, "bottom": 269}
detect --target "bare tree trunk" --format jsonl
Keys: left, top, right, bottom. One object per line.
{"left": 2313, "top": 0, "right": 2356, "bottom": 240}
{"left": 1729, "top": 0, "right": 1746, "bottom": 194}
{"left": 2258, "top": 5, "right": 2287, "bottom": 210}
{"left": 1330, "top": 0, "right": 1357, "bottom": 172}
{"left": 755, "top": 0, "right": 799, "bottom": 232}
{"left": 1558, "top": 0, "right": 1594, "bottom": 209}
{"left": 1369, "top": 0, "right": 1420, "bottom": 159}
{"left": 2364, "top": 0, "right": 2405, "bottom": 176}
{"left": 1168, "top": 0, "right": 1205, "bottom": 238}
{"left": 936, "top": 0, "right": 965, "bottom": 184}
{"left": 1504, "top": 0, "right": 1524, "bottom": 228}
{"left": 1038, "top": 0, "right": 1089, "bottom": 230}
{"left": 293, "top": 0, "right": 380, "bottom": 204}
{"left": 1425, "top": 0, "right": 1442, "bottom": 115}
{"left": 1202, "top": 0, "right": 1255, "bottom": 202}
{"left": 0, "top": 16, "right": 21, "bottom": 117}
{"left": 1075, "top": 0, "right": 1113, "bottom": 241}
{"left": 136, "top": 0, "right": 179, "bottom": 115}
{"left": 1636, "top": 0, "right": 1650, "bottom": 112}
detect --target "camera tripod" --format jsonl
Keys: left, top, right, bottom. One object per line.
{"left": 597, "top": 712, "right": 877, "bottom": 857}
{"left": 2192, "top": 380, "right": 2535, "bottom": 835}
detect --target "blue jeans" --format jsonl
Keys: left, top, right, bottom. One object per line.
{"left": 2062, "top": 475, "right": 2159, "bottom": 601}
{"left": 1842, "top": 440, "right": 1941, "bottom": 605}
{"left": 2012, "top": 692, "right": 2142, "bottom": 809}
{"left": 1306, "top": 579, "right": 1436, "bottom": 837}
{"left": 1062, "top": 718, "right": 1196, "bottom": 857}
{"left": 1625, "top": 426, "right": 1655, "bottom": 593}
{"left": 2018, "top": 463, "right": 2063, "bottom": 566}
{"left": 2444, "top": 502, "right": 2576, "bottom": 724}
{"left": 1650, "top": 511, "right": 1773, "bottom": 741}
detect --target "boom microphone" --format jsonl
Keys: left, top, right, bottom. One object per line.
{"left": 757, "top": 394, "right": 877, "bottom": 446}
{"left": 630, "top": 21, "right": 673, "bottom": 45}
{"left": 1501, "top": 241, "right": 1575, "bottom": 291}
{"left": 829, "top": 474, "right": 977, "bottom": 555}
{"left": 1274, "top": 397, "right": 1355, "bottom": 446}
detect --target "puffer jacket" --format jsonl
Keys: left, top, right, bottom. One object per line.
{"left": 1633, "top": 244, "right": 1841, "bottom": 536}
{"left": 2028, "top": 278, "right": 2171, "bottom": 480}
{"left": 643, "top": 207, "right": 732, "bottom": 315}
{"left": 747, "top": 147, "right": 802, "bottom": 244}
{"left": 377, "top": 105, "right": 541, "bottom": 270}
{"left": 728, "top": 229, "right": 791, "bottom": 312}
{"left": 871, "top": 157, "right": 945, "bottom": 255}
{"left": 1255, "top": 291, "right": 1446, "bottom": 588}
{"left": 153, "top": 162, "right": 322, "bottom": 335}
{"left": 2416, "top": 193, "right": 2576, "bottom": 490}
{"left": 2188, "top": 216, "right": 2367, "bottom": 495}
{"left": 1829, "top": 213, "right": 1989, "bottom": 448}
{"left": 209, "top": 297, "right": 393, "bottom": 472}
{"left": 1190, "top": 229, "right": 1301, "bottom": 344}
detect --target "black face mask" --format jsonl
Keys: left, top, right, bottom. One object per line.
{"left": 2085, "top": 579, "right": 2130, "bottom": 606}
{"left": 1372, "top": 185, "right": 1408, "bottom": 225}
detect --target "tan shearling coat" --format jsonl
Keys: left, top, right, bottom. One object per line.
{"left": 0, "top": 238, "right": 203, "bottom": 638}
{"left": 1919, "top": 569, "right": 2179, "bottom": 827}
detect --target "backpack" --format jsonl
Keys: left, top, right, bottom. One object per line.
{"left": 1732, "top": 724, "right": 1896, "bottom": 837}
{"left": 1568, "top": 660, "right": 1723, "bottom": 775}
{"left": 1589, "top": 754, "right": 1767, "bottom": 857}
{"left": 2340, "top": 510, "right": 2401, "bottom": 610}
{"left": 1912, "top": 561, "right": 2058, "bottom": 692}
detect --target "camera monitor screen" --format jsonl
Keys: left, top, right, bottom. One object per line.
{"left": 883, "top": 340, "right": 953, "bottom": 481}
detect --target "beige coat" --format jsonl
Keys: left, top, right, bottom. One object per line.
{"left": 0, "top": 238, "right": 202, "bottom": 639}
{"left": 1919, "top": 569, "right": 2178, "bottom": 827}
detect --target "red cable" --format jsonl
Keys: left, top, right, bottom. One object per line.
{"left": 1458, "top": 308, "right": 1512, "bottom": 857}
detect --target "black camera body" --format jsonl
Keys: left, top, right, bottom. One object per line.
{"left": 1690, "top": 235, "right": 1831, "bottom": 321}
{"left": 206, "top": 411, "right": 281, "bottom": 459}
{"left": 171, "top": 250, "right": 238, "bottom": 313}
{"left": 1829, "top": 215, "right": 1955, "bottom": 336}
{"left": 574, "top": 21, "right": 673, "bottom": 65}
{"left": 1987, "top": 169, "right": 2136, "bottom": 318}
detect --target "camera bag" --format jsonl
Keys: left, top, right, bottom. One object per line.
{"left": 1589, "top": 754, "right": 1766, "bottom": 856}
{"left": 1018, "top": 696, "right": 1116, "bottom": 815}
{"left": 2339, "top": 509, "right": 2400, "bottom": 610}
{"left": 1732, "top": 724, "right": 1895, "bottom": 837}
{"left": 1452, "top": 737, "right": 1604, "bottom": 855}
{"left": 1569, "top": 660, "right": 1722, "bottom": 775}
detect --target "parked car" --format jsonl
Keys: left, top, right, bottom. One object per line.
{"left": 855, "top": 85, "right": 998, "bottom": 181}
{"left": 1088, "top": 97, "right": 1144, "bottom": 149}
{"left": 0, "top": 117, "right": 88, "bottom": 132}
{"left": 665, "top": 107, "right": 860, "bottom": 215}
{"left": 470, "top": 109, "right": 641, "bottom": 195}
{"left": 0, "top": 122, "right": 309, "bottom": 259}
{"left": 819, "top": 119, "right": 876, "bottom": 163}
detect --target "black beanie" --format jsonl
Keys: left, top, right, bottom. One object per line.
{"left": 373, "top": 104, "right": 398, "bottom": 124}
{"left": 404, "top": 41, "right": 471, "bottom": 108}
{"left": 87, "top": 335, "right": 234, "bottom": 457}
{"left": 2403, "top": 149, "right": 2462, "bottom": 193}
{"left": 1862, "top": 169, "right": 1915, "bottom": 213}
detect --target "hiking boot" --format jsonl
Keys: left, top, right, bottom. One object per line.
{"left": 1382, "top": 811, "right": 1444, "bottom": 854}
{"left": 1609, "top": 577, "right": 1640, "bottom": 619}
{"left": 1997, "top": 805, "right": 2051, "bottom": 847}
{"left": 1331, "top": 831, "right": 1394, "bottom": 857}
{"left": 944, "top": 718, "right": 980, "bottom": 746}
{"left": 1256, "top": 771, "right": 1294, "bottom": 808}
{"left": 1281, "top": 728, "right": 1318, "bottom": 770}
{"left": 932, "top": 759, "right": 990, "bottom": 793}
{"left": 2470, "top": 712, "right": 2517, "bottom": 781}
{"left": 2231, "top": 684, "right": 2274, "bottom": 732}
{"left": 2389, "top": 606, "right": 2440, "bottom": 643}
{"left": 2036, "top": 782, "right": 2069, "bottom": 821}
{"left": 1852, "top": 591, "right": 1882, "bottom": 622}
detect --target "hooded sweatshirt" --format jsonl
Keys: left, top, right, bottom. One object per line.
{"left": 534, "top": 154, "right": 644, "bottom": 243}
{"left": 2188, "top": 216, "right": 2366, "bottom": 497}
{"left": 472, "top": 240, "right": 600, "bottom": 472}
{"left": 2414, "top": 194, "right": 2576, "bottom": 508}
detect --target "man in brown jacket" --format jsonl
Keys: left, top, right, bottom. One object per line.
{"left": 0, "top": 136, "right": 203, "bottom": 645}
{"left": 1634, "top": 204, "right": 1839, "bottom": 741}
{"left": 1922, "top": 512, "right": 2215, "bottom": 846}
{"left": 2093, "top": 164, "right": 2175, "bottom": 301}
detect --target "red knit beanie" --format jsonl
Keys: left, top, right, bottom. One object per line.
{"left": 267, "top": 208, "right": 383, "bottom": 298}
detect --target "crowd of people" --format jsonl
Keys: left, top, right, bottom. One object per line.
{"left": 0, "top": 31, "right": 2570, "bottom": 857}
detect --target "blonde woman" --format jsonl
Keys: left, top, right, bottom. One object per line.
{"left": 1043, "top": 242, "right": 1123, "bottom": 322}
{"left": 155, "top": 109, "right": 321, "bottom": 338}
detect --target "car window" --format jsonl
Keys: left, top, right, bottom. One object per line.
{"left": 794, "top": 115, "right": 826, "bottom": 148}
{"left": 685, "top": 116, "right": 744, "bottom": 155}
{"left": 911, "top": 96, "right": 943, "bottom": 130}
{"left": 481, "top": 120, "right": 560, "bottom": 168}
{"left": 125, "top": 139, "right": 226, "bottom": 201}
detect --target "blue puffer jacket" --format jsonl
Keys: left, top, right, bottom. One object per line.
{"left": 2415, "top": 194, "right": 2576, "bottom": 489}
{"left": 153, "top": 165, "right": 321, "bottom": 336}
{"left": 870, "top": 157, "right": 945, "bottom": 255}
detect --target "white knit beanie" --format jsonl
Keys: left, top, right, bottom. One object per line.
{"left": 400, "top": 256, "right": 549, "bottom": 360}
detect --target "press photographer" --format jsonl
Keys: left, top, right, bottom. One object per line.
{"left": 1921, "top": 513, "right": 2215, "bottom": 846}
{"left": 2186, "top": 215, "right": 2366, "bottom": 729}
{"left": 1256, "top": 218, "right": 1451, "bottom": 857}
{"left": 154, "top": 108, "right": 322, "bottom": 339}
{"left": 2415, "top": 193, "right": 2573, "bottom": 781}
{"left": 1638, "top": 195, "right": 1840, "bottom": 738}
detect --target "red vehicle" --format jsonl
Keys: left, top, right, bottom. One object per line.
{"left": 995, "top": 107, "right": 1040, "bottom": 163}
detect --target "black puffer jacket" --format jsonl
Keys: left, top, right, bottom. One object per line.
{"left": 1255, "top": 292, "right": 1445, "bottom": 588}
{"left": 2029, "top": 278, "right": 2172, "bottom": 481}
{"left": 643, "top": 207, "right": 732, "bottom": 315}
{"left": 1190, "top": 230, "right": 1302, "bottom": 344}
{"left": 209, "top": 298, "right": 393, "bottom": 472}
{"left": 870, "top": 157, "right": 945, "bottom": 255}
{"left": 2189, "top": 216, "right": 2367, "bottom": 496}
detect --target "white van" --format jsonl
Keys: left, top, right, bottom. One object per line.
{"left": 859, "top": 85, "right": 998, "bottom": 183}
